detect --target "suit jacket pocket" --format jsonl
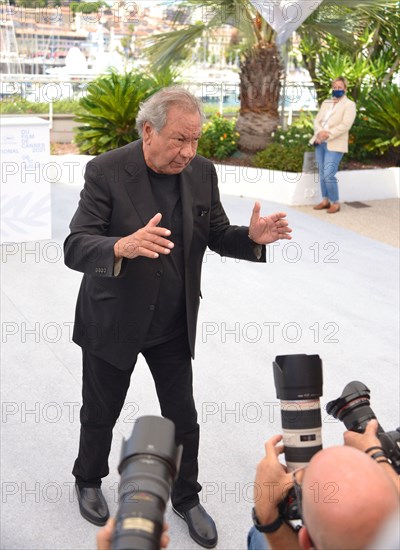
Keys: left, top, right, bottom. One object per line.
{"left": 87, "top": 280, "right": 117, "bottom": 301}
{"left": 193, "top": 207, "right": 210, "bottom": 242}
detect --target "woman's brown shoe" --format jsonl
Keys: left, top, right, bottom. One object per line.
{"left": 327, "top": 203, "right": 341, "bottom": 214}
{"left": 313, "top": 201, "right": 331, "bottom": 210}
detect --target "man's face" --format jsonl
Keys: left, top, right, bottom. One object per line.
{"left": 142, "top": 105, "right": 202, "bottom": 174}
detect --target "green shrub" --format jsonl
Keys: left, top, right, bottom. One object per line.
{"left": 347, "top": 117, "right": 370, "bottom": 162}
{"left": 253, "top": 114, "right": 314, "bottom": 171}
{"left": 253, "top": 143, "right": 309, "bottom": 172}
{"left": 53, "top": 99, "right": 81, "bottom": 114}
{"left": 202, "top": 104, "right": 239, "bottom": 117}
{"left": 70, "top": 1, "right": 107, "bottom": 14}
{"left": 74, "top": 70, "right": 173, "bottom": 155}
{"left": 197, "top": 113, "right": 239, "bottom": 160}
{"left": 0, "top": 97, "right": 80, "bottom": 114}
{"left": 272, "top": 112, "right": 314, "bottom": 148}
{"left": 0, "top": 99, "right": 44, "bottom": 114}
{"left": 346, "top": 85, "right": 400, "bottom": 163}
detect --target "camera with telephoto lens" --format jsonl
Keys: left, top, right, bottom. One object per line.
{"left": 326, "top": 380, "right": 400, "bottom": 474}
{"left": 111, "top": 415, "right": 182, "bottom": 550}
{"left": 273, "top": 354, "right": 324, "bottom": 520}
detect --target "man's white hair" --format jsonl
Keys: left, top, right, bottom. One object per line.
{"left": 136, "top": 86, "right": 205, "bottom": 137}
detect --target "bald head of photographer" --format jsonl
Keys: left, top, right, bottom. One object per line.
{"left": 250, "top": 419, "right": 399, "bottom": 550}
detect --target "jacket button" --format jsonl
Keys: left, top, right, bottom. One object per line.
{"left": 149, "top": 305, "right": 155, "bottom": 311}
{"left": 156, "top": 270, "right": 162, "bottom": 277}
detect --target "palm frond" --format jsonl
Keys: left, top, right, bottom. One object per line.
{"left": 144, "top": 0, "right": 278, "bottom": 69}
{"left": 303, "top": 0, "right": 399, "bottom": 39}
{"left": 145, "top": 24, "right": 206, "bottom": 71}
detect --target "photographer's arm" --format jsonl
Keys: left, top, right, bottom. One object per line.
{"left": 254, "top": 435, "right": 301, "bottom": 550}
{"left": 344, "top": 419, "right": 400, "bottom": 494}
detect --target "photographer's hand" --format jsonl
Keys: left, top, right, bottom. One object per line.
{"left": 344, "top": 420, "right": 400, "bottom": 494}
{"left": 254, "top": 435, "right": 292, "bottom": 524}
{"left": 343, "top": 418, "right": 380, "bottom": 452}
{"left": 97, "top": 518, "right": 115, "bottom": 550}
{"left": 253, "top": 435, "right": 300, "bottom": 550}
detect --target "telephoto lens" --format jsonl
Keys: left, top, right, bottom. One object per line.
{"left": 111, "top": 416, "right": 182, "bottom": 550}
{"left": 273, "top": 354, "right": 323, "bottom": 471}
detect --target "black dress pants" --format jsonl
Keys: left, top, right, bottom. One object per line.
{"left": 72, "top": 333, "right": 201, "bottom": 512}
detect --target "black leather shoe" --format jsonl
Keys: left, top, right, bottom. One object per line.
{"left": 173, "top": 503, "right": 218, "bottom": 548}
{"left": 75, "top": 484, "right": 110, "bottom": 526}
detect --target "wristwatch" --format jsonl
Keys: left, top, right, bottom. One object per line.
{"left": 252, "top": 507, "right": 284, "bottom": 533}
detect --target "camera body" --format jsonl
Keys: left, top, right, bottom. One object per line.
{"left": 111, "top": 416, "right": 182, "bottom": 550}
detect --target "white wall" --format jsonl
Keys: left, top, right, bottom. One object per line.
{"left": 47, "top": 154, "right": 400, "bottom": 205}
{"left": 215, "top": 165, "right": 400, "bottom": 205}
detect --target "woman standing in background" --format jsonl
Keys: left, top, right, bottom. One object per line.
{"left": 310, "top": 77, "right": 356, "bottom": 214}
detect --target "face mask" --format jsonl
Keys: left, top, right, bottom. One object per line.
{"left": 332, "top": 89, "right": 345, "bottom": 99}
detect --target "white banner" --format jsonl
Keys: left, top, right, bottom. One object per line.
{"left": 249, "top": 0, "right": 324, "bottom": 45}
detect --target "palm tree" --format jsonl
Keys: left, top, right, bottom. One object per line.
{"left": 145, "top": 1, "right": 282, "bottom": 152}
{"left": 145, "top": 0, "right": 399, "bottom": 153}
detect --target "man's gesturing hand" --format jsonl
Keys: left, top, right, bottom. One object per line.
{"left": 114, "top": 213, "right": 174, "bottom": 260}
{"left": 249, "top": 202, "right": 292, "bottom": 245}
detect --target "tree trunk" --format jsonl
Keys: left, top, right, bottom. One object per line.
{"left": 236, "top": 111, "right": 280, "bottom": 151}
{"left": 236, "top": 41, "right": 282, "bottom": 153}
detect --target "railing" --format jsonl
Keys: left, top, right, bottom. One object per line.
{"left": 1, "top": 74, "right": 318, "bottom": 142}
{"left": 0, "top": 73, "right": 318, "bottom": 112}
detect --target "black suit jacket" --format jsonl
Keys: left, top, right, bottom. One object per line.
{"left": 64, "top": 140, "right": 266, "bottom": 369}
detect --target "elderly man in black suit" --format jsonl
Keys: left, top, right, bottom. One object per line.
{"left": 64, "top": 86, "right": 292, "bottom": 548}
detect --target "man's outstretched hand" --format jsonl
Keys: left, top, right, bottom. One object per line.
{"left": 249, "top": 202, "right": 292, "bottom": 245}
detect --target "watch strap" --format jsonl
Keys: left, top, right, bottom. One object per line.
{"left": 252, "top": 507, "right": 284, "bottom": 533}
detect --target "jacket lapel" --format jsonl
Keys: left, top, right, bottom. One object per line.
{"left": 329, "top": 97, "right": 348, "bottom": 125}
{"left": 179, "top": 163, "right": 195, "bottom": 263}
{"left": 123, "top": 140, "right": 159, "bottom": 226}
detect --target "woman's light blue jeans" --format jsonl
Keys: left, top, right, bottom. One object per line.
{"left": 314, "top": 142, "right": 344, "bottom": 203}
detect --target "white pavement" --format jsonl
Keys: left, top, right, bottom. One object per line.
{"left": 1, "top": 182, "right": 399, "bottom": 550}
